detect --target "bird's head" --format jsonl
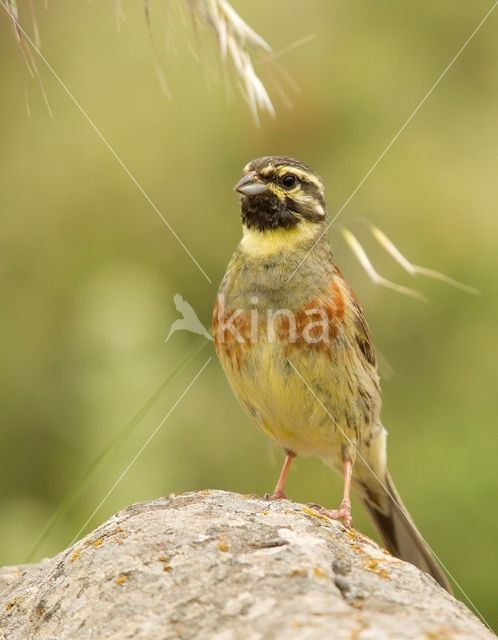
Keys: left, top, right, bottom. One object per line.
{"left": 234, "top": 156, "right": 326, "bottom": 234}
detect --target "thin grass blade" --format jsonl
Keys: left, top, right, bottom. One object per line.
{"left": 370, "top": 224, "right": 480, "bottom": 295}
{"left": 342, "top": 227, "right": 427, "bottom": 302}
{"left": 25, "top": 339, "right": 210, "bottom": 562}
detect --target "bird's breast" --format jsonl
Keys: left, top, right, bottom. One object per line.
{"left": 212, "top": 276, "right": 348, "bottom": 365}
{"left": 212, "top": 276, "right": 369, "bottom": 457}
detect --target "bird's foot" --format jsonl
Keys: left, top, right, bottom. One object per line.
{"left": 264, "top": 489, "right": 288, "bottom": 501}
{"left": 307, "top": 501, "right": 352, "bottom": 529}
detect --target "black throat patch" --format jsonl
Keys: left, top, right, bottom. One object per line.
{"left": 240, "top": 191, "right": 300, "bottom": 232}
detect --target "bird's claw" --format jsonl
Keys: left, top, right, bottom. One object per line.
{"left": 265, "top": 490, "right": 287, "bottom": 501}
{"left": 307, "top": 501, "right": 352, "bottom": 529}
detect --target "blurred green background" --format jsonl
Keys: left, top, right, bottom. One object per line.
{"left": 1, "top": 0, "right": 497, "bottom": 629}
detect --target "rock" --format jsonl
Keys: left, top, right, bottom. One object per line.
{"left": 0, "top": 490, "right": 494, "bottom": 640}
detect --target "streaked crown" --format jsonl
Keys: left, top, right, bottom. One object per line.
{"left": 234, "top": 156, "right": 326, "bottom": 232}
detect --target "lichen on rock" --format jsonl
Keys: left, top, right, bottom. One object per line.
{"left": 0, "top": 490, "right": 494, "bottom": 640}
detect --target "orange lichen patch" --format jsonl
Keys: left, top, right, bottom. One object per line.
{"left": 83, "top": 527, "right": 126, "bottom": 549}
{"left": 288, "top": 568, "right": 307, "bottom": 578}
{"left": 115, "top": 574, "right": 128, "bottom": 586}
{"left": 70, "top": 548, "right": 81, "bottom": 563}
{"left": 426, "top": 628, "right": 455, "bottom": 640}
{"left": 350, "top": 544, "right": 362, "bottom": 554}
{"left": 83, "top": 537, "right": 103, "bottom": 548}
{"left": 158, "top": 555, "right": 173, "bottom": 572}
{"left": 313, "top": 567, "right": 327, "bottom": 579}
{"left": 301, "top": 506, "right": 331, "bottom": 522}
{"left": 200, "top": 489, "right": 211, "bottom": 496}
{"left": 350, "top": 620, "right": 368, "bottom": 640}
{"left": 218, "top": 538, "right": 230, "bottom": 552}
{"left": 345, "top": 528, "right": 362, "bottom": 541}
{"left": 364, "top": 558, "right": 391, "bottom": 580}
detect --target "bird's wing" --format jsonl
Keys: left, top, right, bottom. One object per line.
{"left": 335, "top": 268, "right": 377, "bottom": 369}
{"left": 351, "top": 296, "right": 377, "bottom": 368}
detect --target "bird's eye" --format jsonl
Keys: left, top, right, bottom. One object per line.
{"left": 281, "top": 174, "right": 297, "bottom": 189}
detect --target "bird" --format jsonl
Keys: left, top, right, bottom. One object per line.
{"left": 165, "top": 293, "right": 213, "bottom": 342}
{"left": 212, "top": 155, "right": 451, "bottom": 592}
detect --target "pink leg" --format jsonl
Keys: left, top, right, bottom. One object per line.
{"left": 309, "top": 460, "right": 353, "bottom": 528}
{"left": 268, "top": 451, "right": 295, "bottom": 500}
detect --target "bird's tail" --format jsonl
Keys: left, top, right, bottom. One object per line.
{"left": 360, "top": 471, "right": 452, "bottom": 593}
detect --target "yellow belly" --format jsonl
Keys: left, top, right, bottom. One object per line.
{"left": 217, "top": 338, "right": 362, "bottom": 461}
{"left": 213, "top": 266, "right": 381, "bottom": 466}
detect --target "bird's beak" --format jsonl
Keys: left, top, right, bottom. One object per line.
{"left": 233, "top": 172, "right": 268, "bottom": 196}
